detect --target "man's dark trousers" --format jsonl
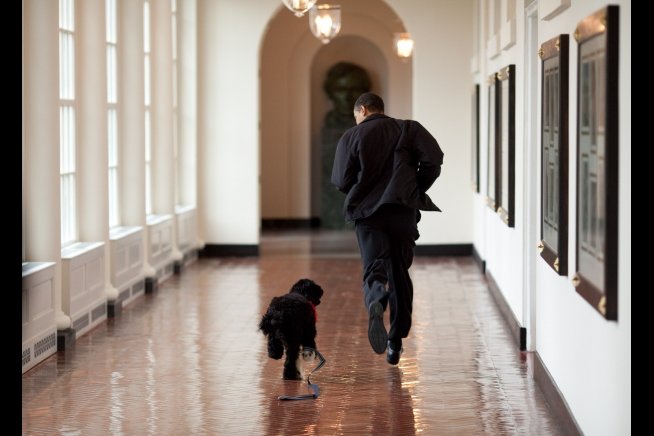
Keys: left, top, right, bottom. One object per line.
{"left": 354, "top": 203, "right": 419, "bottom": 342}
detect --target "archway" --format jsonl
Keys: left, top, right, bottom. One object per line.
{"left": 259, "top": 0, "right": 413, "bottom": 229}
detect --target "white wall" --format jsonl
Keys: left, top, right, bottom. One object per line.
{"left": 471, "top": 1, "right": 631, "bottom": 434}
{"left": 386, "top": 0, "right": 474, "bottom": 244}
{"left": 534, "top": 2, "right": 631, "bottom": 435}
{"left": 465, "top": 0, "right": 526, "bottom": 324}
{"left": 197, "top": 0, "right": 279, "bottom": 244}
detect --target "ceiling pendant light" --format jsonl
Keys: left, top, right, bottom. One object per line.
{"left": 281, "top": 0, "right": 318, "bottom": 17}
{"left": 309, "top": 4, "right": 341, "bottom": 44}
{"left": 395, "top": 33, "right": 414, "bottom": 60}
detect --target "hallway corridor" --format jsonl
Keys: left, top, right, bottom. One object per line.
{"left": 22, "top": 234, "right": 563, "bottom": 434}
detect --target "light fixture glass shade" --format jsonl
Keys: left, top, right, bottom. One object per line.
{"left": 281, "top": 0, "right": 317, "bottom": 17}
{"left": 309, "top": 4, "right": 341, "bottom": 44}
{"left": 395, "top": 33, "right": 414, "bottom": 59}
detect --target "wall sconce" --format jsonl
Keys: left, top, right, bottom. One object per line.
{"left": 395, "top": 33, "right": 414, "bottom": 60}
{"left": 309, "top": 4, "right": 341, "bottom": 44}
{"left": 281, "top": 0, "right": 317, "bottom": 17}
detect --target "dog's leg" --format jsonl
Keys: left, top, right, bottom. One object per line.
{"left": 301, "top": 334, "right": 317, "bottom": 352}
{"left": 283, "top": 345, "right": 302, "bottom": 380}
{"left": 301, "top": 313, "right": 317, "bottom": 350}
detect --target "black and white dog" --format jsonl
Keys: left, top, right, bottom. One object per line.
{"left": 258, "top": 278, "right": 324, "bottom": 380}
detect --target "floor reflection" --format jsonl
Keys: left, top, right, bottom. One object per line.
{"left": 23, "top": 240, "right": 564, "bottom": 435}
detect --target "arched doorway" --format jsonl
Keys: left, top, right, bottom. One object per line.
{"left": 259, "top": 0, "right": 413, "bottom": 231}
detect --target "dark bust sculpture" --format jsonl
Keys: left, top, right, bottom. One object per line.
{"left": 321, "top": 62, "right": 371, "bottom": 229}
{"left": 323, "top": 62, "right": 372, "bottom": 128}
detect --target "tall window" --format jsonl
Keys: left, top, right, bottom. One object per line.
{"left": 107, "top": 0, "right": 120, "bottom": 227}
{"left": 144, "top": 0, "right": 152, "bottom": 215}
{"left": 172, "top": 0, "right": 179, "bottom": 206}
{"left": 59, "top": 0, "right": 77, "bottom": 246}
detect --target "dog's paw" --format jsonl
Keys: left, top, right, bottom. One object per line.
{"left": 283, "top": 370, "right": 303, "bottom": 380}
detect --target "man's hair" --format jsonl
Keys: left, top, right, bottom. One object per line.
{"left": 354, "top": 92, "right": 384, "bottom": 113}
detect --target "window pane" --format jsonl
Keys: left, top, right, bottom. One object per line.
{"left": 145, "top": 109, "right": 152, "bottom": 215}
{"left": 60, "top": 178, "right": 68, "bottom": 242}
{"left": 106, "top": 0, "right": 117, "bottom": 43}
{"left": 144, "top": 0, "right": 151, "bottom": 216}
{"left": 107, "top": 45, "right": 117, "bottom": 103}
{"left": 108, "top": 109, "right": 117, "bottom": 166}
{"left": 59, "top": 0, "right": 77, "bottom": 247}
{"left": 60, "top": 105, "right": 76, "bottom": 174}
{"left": 109, "top": 168, "right": 119, "bottom": 227}
{"left": 171, "top": 13, "right": 177, "bottom": 61}
{"left": 59, "top": 0, "right": 75, "bottom": 31}
{"left": 61, "top": 174, "right": 77, "bottom": 246}
{"left": 145, "top": 164, "right": 152, "bottom": 215}
{"left": 144, "top": 55, "right": 150, "bottom": 106}
{"left": 172, "top": 66, "right": 177, "bottom": 108}
{"left": 145, "top": 110, "right": 151, "bottom": 161}
{"left": 143, "top": 0, "right": 150, "bottom": 53}
{"left": 59, "top": 32, "right": 75, "bottom": 100}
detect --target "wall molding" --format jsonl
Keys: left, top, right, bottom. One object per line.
{"left": 414, "top": 244, "right": 472, "bottom": 257}
{"left": 533, "top": 352, "right": 583, "bottom": 435}
{"left": 485, "top": 269, "right": 526, "bottom": 350}
{"left": 201, "top": 244, "right": 259, "bottom": 257}
{"left": 539, "top": 0, "right": 571, "bottom": 21}
{"left": 261, "top": 218, "right": 321, "bottom": 230}
{"left": 472, "top": 245, "right": 486, "bottom": 273}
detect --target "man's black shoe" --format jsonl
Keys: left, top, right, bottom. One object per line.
{"left": 386, "top": 340, "right": 402, "bottom": 365}
{"left": 368, "top": 301, "right": 388, "bottom": 354}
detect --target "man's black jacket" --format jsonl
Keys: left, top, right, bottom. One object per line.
{"left": 331, "top": 113, "right": 444, "bottom": 222}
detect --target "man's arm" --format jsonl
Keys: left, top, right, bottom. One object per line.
{"left": 331, "top": 131, "right": 359, "bottom": 194}
{"left": 411, "top": 121, "right": 444, "bottom": 192}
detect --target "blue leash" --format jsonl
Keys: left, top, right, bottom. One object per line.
{"left": 278, "top": 348, "right": 326, "bottom": 401}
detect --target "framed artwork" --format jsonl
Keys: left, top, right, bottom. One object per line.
{"left": 471, "top": 84, "right": 480, "bottom": 193}
{"left": 573, "top": 5, "right": 619, "bottom": 320}
{"left": 539, "top": 35, "right": 569, "bottom": 275}
{"left": 486, "top": 73, "right": 499, "bottom": 210}
{"left": 497, "top": 64, "right": 515, "bottom": 227}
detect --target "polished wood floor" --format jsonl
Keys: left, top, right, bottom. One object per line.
{"left": 22, "top": 231, "right": 563, "bottom": 435}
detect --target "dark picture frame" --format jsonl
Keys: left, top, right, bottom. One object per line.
{"left": 539, "top": 35, "right": 569, "bottom": 275}
{"left": 471, "top": 84, "right": 480, "bottom": 193}
{"left": 486, "top": 73, "right": 499, "bottom": 210}
{"left": 497, "top": 64, "right": 515, "bottom": 227}
{"left": 573, "top": 5, "right": 619, "bottom": 320}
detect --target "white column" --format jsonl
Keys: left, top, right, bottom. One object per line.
{"left": 77, "top": 0, "right": 118, "bottom": 301}
{"left": 118, "top": 0, "right": 155, "bottom": 277}
{"left": 177, "top": 0, "right": 201, "bottom": 247}
{"left": 23, "top": 0, "right": 71, "bottom": 330}
{"left": 151, "top": 0, "right": 183, "bottom": 262}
